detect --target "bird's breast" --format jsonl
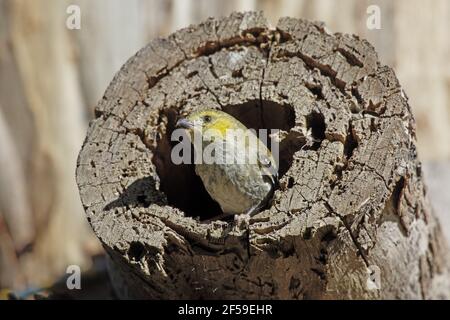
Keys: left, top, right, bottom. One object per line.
{"left": 194, "top": 139, "right": 273, "bottom": 215}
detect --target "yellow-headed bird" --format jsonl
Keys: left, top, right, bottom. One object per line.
{"left": 176, "top": 109, "right": 278, "bottom": 223}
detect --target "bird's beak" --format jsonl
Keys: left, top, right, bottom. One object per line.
{"left": 176, "top": 118, "right": 194, "bottom": 129}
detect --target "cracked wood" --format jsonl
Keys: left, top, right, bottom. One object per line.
{"left": 76, "top": 12, "right": 450, "bottom": 299}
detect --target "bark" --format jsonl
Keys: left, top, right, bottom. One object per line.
{"left": 76, "top": 12, "right": 450, "bottom": 299}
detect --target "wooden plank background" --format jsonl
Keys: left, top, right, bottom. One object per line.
{"left": 0, "top": 0, "right": 449, "bottom": 291}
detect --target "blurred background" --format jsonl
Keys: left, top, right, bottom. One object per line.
{"left": 0, "top": 0, "right": 449, "bottom": 296}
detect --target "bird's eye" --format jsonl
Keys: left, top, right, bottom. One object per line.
{"left": 203, "top": 115, "right": 212, "bottom": 123}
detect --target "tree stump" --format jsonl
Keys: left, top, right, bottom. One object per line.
{"left": 76, "top": 12, "right": 450, "bottom": 299}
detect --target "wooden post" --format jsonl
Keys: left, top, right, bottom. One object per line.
{"left": 76, "top": 12, "right": 450, "bottom": 299}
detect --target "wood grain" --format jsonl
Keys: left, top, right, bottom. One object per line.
{"left": 76, "top": 12, "right": 450, "bottom": 299}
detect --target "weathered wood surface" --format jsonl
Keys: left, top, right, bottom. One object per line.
{"left": 76, "top": 12, "right": 450, "bottom": 299}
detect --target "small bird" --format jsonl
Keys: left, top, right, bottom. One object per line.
{"left": 176, "top": 109, "right": 278, "bottom": 224}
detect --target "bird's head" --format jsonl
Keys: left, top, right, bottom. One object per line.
{"left": 176, "top": 109, "right": 245, "bottom": 140}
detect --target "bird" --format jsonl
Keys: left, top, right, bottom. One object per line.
{"left": 175, "top": 109, "right": 278, "bottom": 225}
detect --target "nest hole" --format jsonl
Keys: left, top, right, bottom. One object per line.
{"left": 344, "top": 122, "right": 358, "bottom": 159}
{"left": 128, "top": 241, "right": 145, "bottom": 261}
{"left": 152, "top": 100, "right": 298, "bottom": 220}
{"left": 305, "top": 111, "right": 326, "bottom": 146}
